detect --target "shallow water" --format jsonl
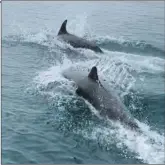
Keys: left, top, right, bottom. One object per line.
{"left": 2, "top": 1, "right": 165, "bottom": 164}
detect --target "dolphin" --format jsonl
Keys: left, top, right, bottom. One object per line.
{"left": 57, "top": 20, "right": 103, "bottom": 53}
{"left": 62, "top": 66, "right": 140, "bottom": 131}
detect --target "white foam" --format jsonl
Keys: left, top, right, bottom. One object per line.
{"left": 20, "top": 29, "right": 164, "bottom": 75}
{"left": 76, "top": 117, "right": 164, "bottom": 164}
{"left": 102, "top": 50, "right": 164, "bottom": 73}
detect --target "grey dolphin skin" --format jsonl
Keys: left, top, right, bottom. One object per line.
{"left": 57, "top": 20, "right": 103, "bottom": 53}
{"left": 62, "top": 66, "right": 140, "bottom": 131}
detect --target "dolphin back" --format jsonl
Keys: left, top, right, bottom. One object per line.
{"left": 59, "top": 34, "right": 103, "bottom": 53}
{"left": 57, "top": 19, "right": 103, "bottom": 53}
{"left": 62, "top": 67, "right": 139, "bottom": 130}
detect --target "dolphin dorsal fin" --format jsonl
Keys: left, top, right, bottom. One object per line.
{"left": 58, "top": 20, "right": 68, "bottom": 35}
{"left": 88, "top": 66, "right": 99, "bottom": 82}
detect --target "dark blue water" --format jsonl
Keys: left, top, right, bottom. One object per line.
{"left": 2, "top": 1, "right": 165, "bottom": 164}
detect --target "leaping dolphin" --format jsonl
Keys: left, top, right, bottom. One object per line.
{"left": 62, "top": 66, "right": 140, "bottom": 131}
{"left": 57, "top": 20, "right": 103, "bottom": 53}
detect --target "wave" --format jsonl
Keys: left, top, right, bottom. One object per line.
{"left": 2, "top": 31, "right": 164, "bottom": 75}
{"left": 92, "top": 35, "right": 165, "bottom": 57}
{"left": 3, "top": 28, "right": 165, "bottom": 57}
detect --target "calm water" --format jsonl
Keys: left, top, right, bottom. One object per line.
{"left": 2, "top": 1, "right": 165, "bottom": 164}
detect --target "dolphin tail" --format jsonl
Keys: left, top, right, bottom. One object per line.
{"left": 58, "top": 19, "right": 68, "bottom": 35}
{"left": 95, "top": 46, "right": 103, "bottom": 53}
